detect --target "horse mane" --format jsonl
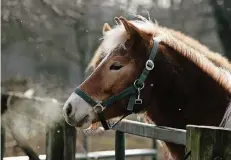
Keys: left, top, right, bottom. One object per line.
{"left": 161, "top": 27, "right": 231, "bottom": 71}
{"left": 156, "top": 30, "right": 231, "bottom": 93}
{"left": 88, "top": 25, "right": 231, "bottom": 72}
{"left": 88, "top": 18, "right": 231, "bottom": 94}
{"left": 86, "top": 44, "right": 104, "bottom": 72}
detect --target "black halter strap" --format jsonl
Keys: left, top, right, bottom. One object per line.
{"left": 75, "top": 37, "right": 160, "bottom": 130}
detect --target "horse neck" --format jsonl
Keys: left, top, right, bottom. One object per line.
{"left": 145, "top": 44, "right": 231, "bottom": 129}
{"left": 142, "top": 44, "right": 231, "bottom": 160}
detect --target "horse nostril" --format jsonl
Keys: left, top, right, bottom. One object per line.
{"left": 66, "top": 103, "right": 72, "bottom": 117}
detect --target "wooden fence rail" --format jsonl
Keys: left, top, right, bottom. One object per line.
{"left": 2, "top": 93, "right": 231, "bottom": 160}
{"left": 113, "top": 119, "right": 186, "bottom": 145}
{"left": 186, "top": 125, "right": 231, "bottom": 160}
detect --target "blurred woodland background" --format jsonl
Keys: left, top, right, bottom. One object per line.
{"left": 1, "top": 0, "right": 231, "bottom": 158}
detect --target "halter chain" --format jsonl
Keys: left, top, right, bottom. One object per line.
{"left": 74, "top": 37, "right": 160, "bottom": 130}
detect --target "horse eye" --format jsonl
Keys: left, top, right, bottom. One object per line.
{"left": 110, "top": 62, "right": 123, "bottom": 70}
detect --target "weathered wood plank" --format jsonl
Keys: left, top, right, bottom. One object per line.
{"left": 112, "top": 119, "right": 186, "bottom": 145}
{"left": 46, "top": 123, "right": 64, "bottom": 160}
{"left": 186, "top": 125, "right": 231, "bottom": 160}
{"left": 1, "top": 94, "right": 9, "bottom": 115}
{"left": 1, "top": 127, "right": 5, "bottom": 160}
{"left": 152, "top": 139, "right": 157, "bottom": 160}
{"left": 63, "top": 123, "right": 76, "bottom": 160}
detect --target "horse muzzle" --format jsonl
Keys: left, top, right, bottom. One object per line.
{"left": 62, "top": 92, "right": 96, "bottom": 129}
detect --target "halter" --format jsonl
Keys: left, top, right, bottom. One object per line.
{"left": 75, "top": 37, "right": 160, "bottom": 130}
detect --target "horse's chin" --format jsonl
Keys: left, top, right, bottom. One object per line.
{"left": 82, "top": 123, "right": 105, "bottom": 136}
{"left": 78, "top": 120, "right": 93, "bottom": 129}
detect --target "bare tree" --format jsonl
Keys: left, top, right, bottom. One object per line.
{"left": 210, "top": 0, "right": 231, "bottom": 59}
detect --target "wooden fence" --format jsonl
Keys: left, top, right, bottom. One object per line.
{"left": 1, "top": 93, "right": 231, "bottom": 160}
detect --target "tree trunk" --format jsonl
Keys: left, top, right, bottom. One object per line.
{"left": 210, "top": 0, "right": 231, "bottom": 59}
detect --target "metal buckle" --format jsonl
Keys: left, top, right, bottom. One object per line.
{"left": 146, "top": 60, "right": 154, "bottom": 71}
{"left": 135, "top": 98, "right": 142, "bottom": 104}
{"left": 134, "top": 80, "right": 145, "bottom": 90}
{"left": 93, "top": 102, "right": 105, "bottom": 113}
{"left": 135, "top": 88, "right": 143, "bottom": 105}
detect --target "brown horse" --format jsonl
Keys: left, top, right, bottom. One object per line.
{"left": 63, "top": 16, "right": 231, "bottom": 159}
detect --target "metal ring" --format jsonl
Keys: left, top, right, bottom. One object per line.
{"left": 93, "top": 103, "right": 105, "bottom": 113}
{"left": 134, "top": 80, "right": 145, "bottom": 90}
{"left": 146, "top": 60, "right": 154, "bottom": 71}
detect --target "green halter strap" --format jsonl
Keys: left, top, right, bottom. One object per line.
{"left": 75, "top": 38, "right": 160, "bottom": 130}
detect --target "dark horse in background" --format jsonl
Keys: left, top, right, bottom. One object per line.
{"left": 62, "top": 16, "right": 231, "bottom": 159}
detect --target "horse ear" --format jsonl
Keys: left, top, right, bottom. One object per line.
{"left": 114, "top": 17, "right": 121, "bottom": 25}
{"left": 118, "top": 16, "right": 153, "bottom": 42}
{"left": 102, "top": 23, "right": 111, "bottom": 35}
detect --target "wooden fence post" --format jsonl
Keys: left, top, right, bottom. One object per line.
{"left": 1, "top": 127, "right": 5, "bottom": 160}
{"left": 1, "top": 94, "right": 7, "bottom": 160}
{"left": 186, "top": 125, "right": 231, "bottom": 160}
{"left": 115, "top": 131, "right": 125, "bottom": 160}
{"left": 63, "top": 122, "right": 76, "bottom": 160}
{"left": 46, "top": 123, "right": 64, "bottom": 160}
{"left": 152, "top": 139, "right": 157, "bottom": 160}
{"left": 82, "top": 135, "right": 88, "bottom": 160}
